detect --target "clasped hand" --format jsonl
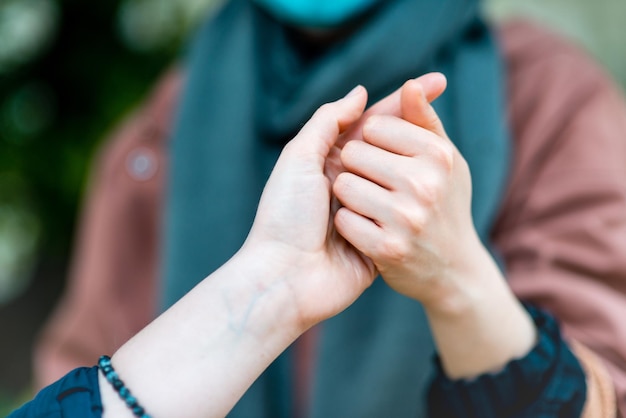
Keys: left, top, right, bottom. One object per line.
{"left": 241, "top": 73, "right": 482, "bottom": 331}
{"left": 101, "top": 77, "right": 534, "bottom": 418}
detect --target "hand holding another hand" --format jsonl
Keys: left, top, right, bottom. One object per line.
{"left": 241, "top": 86, "right": 376, "bottom": 330}
{"left": 242, "top": 73, "right": 482, "bottom": 327}
{"left": 332, "top": 76, "right": 536, "bottom": 379}
{"left": 241, "top": 74, "right": 462, "bottom": 328}
{"left": 333, "top": 77, "right": 482, "bottom": 312}
{"left": 239, "top": 74, "right": 534, "bottom": 380}
{"left": 102, "top": 78, "right": 536, "bottom": 418}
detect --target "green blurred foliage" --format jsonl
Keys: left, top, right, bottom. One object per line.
{"left": 0, "top": 0, "right": 214, "bottom": 406}
{"left": 0, "top": 0, "right": 177, "bottom": 260}
{"left": 0, "top": 389, "right": 31, "bottom": 416}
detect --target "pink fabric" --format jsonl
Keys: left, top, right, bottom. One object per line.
{"left": 493, "top": 20, "right": 626, "bottom": 415}
{"left": 33, "top": 68, "right": 181, "bottom": 386}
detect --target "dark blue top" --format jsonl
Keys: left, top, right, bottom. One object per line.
{"left": 428, "top": 305, "right": 587, "bottom": 417}
{"left": 9, "top": 306, "right": 586, "bottom": 417}
{"left": 9, "top": 366, "right": 102, "bottom": 418}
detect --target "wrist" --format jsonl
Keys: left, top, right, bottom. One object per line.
{"left": 234, "top": 239, "right": 359, "bottom": 332}
{"left": 420, "top": 241, "right": 501, "bottom": 318}
{"left": 423, "top": 245, "right": 537, "bottom": 379}
{"left": 218, "top": 248, "right": 310, "bottom": 340}
{"left": 428, "top": 305, "right": 586, "bottom": 417}
{"left": 107, "top": 249, "right": 309, "bottom": 418}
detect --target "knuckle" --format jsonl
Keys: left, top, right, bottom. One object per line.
{"left": 333, "top": 172, "right": 353, "bottom": 197}
{"left": 407, "top": 176, "right": 442, "bottom": 208}
{"left": 318, "top": 102, "right": 335, "bottom": 114}
{"left": 425, "top": 108, "right": 442, "bottom": 129}
{"left": 421, "top": 180, "right": 441, "bottom": 206}
{"left": 313, "top": 102, "right": 335, "bottom": 121}
{"left": 340, "top": 140, "right": 364, "bottom": 167}
{"left": 363, "top": 114, "right": 380, "bottom": 130}
{"left": 340, "top": 140, "right": 357, "bottom": 161}
{"left": 378, "top": 237, "right": 410, "bottom": 263}
{"left": 362, "top": 115, "right": 386, "bottom": 139}
{"left": 396, "top": 206, "right": 427, "bottom": 233}
{"left": 430, "top": 142, "right": 455, "bottom": 172}
{"left": 334, "top": 206, "right": 349, "bottom": 227}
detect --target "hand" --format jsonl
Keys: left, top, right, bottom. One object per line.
{"left": 324, "top": 72, "right": 448, "bottom": 185}
{"left": 101, "top": 87, "right": 382, "bottom": 418}
{"left": 332, "top": 77, "right": 484, "bottom": 311}
{"left": 331, "top": 78, "right": 537, "bottom": 379}
{"left": 241, "top": 86, "right": 377, "bottom": 329}
{"left": 322, "top": 73, "right": 448, "bottom": 241}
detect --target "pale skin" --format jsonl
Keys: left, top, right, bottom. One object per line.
{"left": 100, "top": 74, "right": 536, "bottom": 417}
{"left": 334, "top": 76, "right": 537, "bottom": 378}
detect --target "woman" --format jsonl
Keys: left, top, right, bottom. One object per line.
{"left": 36, "top": 0, "right": 626, "bottom": 416}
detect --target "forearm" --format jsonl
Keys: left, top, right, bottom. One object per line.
{"left": 428, "top": 304, "right": 588, "bottom": 418}
{"left": 421, "top": 244, "right": 590, "bottom": 417}
{"left": 424, "top": 244, "right": 537, "bottom": 380}
{"left": 332, "top": 78, "right": 537, "bottom": 380}
{"left": 100, "top": 250, "right": 304, "bottom": 418}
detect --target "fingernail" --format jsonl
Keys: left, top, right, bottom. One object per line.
{"left": 344, "top": 85, "right": 363, "bottom": 98}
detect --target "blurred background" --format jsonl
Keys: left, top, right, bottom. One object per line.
{"left": 0, "top": 0, "right": 624, "bottom": 413}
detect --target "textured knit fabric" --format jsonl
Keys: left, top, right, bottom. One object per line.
{"left": 428, "top": 305, "right": 586, "bottom": 417}
{"left": 9, "top": 367, "right": 102, "bottom": 418}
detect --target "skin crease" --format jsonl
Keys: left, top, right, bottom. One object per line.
{"left": 99, "top": 75, "right": 535, "bottom": 418}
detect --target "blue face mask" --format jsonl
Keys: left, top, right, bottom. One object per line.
{"left": 253, "top": 0, "right": 382, "bottom": 28}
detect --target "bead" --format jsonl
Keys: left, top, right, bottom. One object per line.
{"left": 98, "top": 355, "right": 152, "bottom": 418}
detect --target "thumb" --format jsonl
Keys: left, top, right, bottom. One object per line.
{"left": 339, "top": 72, "right": 446, "bottom": 147}
{"left": 292, "top": 85, "right": 368, "bottom": 162}
{"left": 401, "top": 75, "right": 448, "bottom": 139}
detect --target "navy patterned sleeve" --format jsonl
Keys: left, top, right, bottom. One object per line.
{"left": 427, "top": 305, "right": 587, "bottom": 418}
{"left": 8, "top": 366, "right": 102, "bottom": 418}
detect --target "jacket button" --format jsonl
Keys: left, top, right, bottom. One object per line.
{"left": 126, "top": 148, "right": 158, "bottom": 181}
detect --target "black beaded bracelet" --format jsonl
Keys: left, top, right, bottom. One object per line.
{"left": 98, "top": 355, "right": 152, "bottom": 418}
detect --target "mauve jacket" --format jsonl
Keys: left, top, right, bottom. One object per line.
{"left": 34, "top": 20, "right": 626, "bottom": 416}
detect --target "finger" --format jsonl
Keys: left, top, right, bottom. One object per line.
{"left": 369, "top": 72, "right": 447, "bottom": 118}
{"left": 401, "top": 78, "right": 447, "bottom": 138}
{"left": 339, "top": 72, "right": 447, "bottom": 147}
{"left": 340, "top": 139, "right": 407, "bottom": 190}
{"left": 416, "top": 72, "right": 447, "bottom": 102}
{"left": 334, "top": 207, "right": 385, "bottom": 258}
{"left": 362, "top": 115, "right": 454, "bottom": 169}
{"left": 293, "top": 85, "right": 368, "bottom": 161}
{"left": 324, "top": 144, "right": 345, "bottom": 183}
{"left": 333, "top": 172, "right": 393, "bottom": 225}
